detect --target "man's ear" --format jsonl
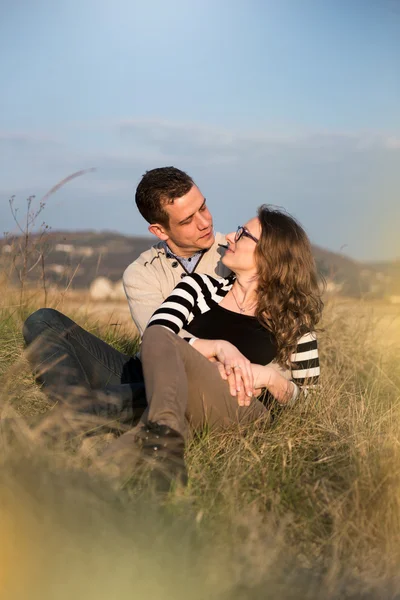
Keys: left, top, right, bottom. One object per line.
{"left": 148, "top": 223, "right": 170, "bottom": 242}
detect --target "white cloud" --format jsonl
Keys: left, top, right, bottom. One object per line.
{"left": 117, "top": 118, "right": 400, "bottom": 156}
{"left": 384, "top": 136, "right": 400, "bottom": 150}
{"left": 0, "top": 131, "right": 58, "bottom": 144}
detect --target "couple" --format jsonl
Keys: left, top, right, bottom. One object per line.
{"left": 23, "top": 167, "right": 322, "bottom": 490}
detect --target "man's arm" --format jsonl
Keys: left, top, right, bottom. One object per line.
{"left": 123, "top": 263, "right": 165, "bottom": 337}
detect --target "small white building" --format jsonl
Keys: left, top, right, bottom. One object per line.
{"left": 89, "top": 277, "right": 115, "bottom": 300}
{"left": 89, "top": 277, "right": 126, "bottom": 301}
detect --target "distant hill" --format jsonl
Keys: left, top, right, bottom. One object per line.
{"left": 1, "top": 230, "right": 153, "bottom": 290}
{"left": 311, "top": 246, "right": 398, "bottom": 297}
{"left": 1, "top": 230, "right": 399, "bottom": 298}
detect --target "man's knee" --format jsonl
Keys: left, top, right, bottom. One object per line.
{"left": 142, "top": 325, "right": 173, "bottom": 345}
{"left": 141, "top": 326, "right": 177, "bottom": 360}
{"left": 22, "top": 308, "right": 63, "bottom": 345}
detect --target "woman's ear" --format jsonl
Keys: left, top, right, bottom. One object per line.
{"left": 148, "top": 223, "right": 169, "bottom": 241}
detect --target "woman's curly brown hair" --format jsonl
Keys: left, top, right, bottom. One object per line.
{"left": 254, "top": 205, "right": 323, "bottom": 366}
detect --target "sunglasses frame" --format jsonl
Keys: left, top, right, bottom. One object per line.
{"left": 235, "top": 225, "right": 259, "bottom": 244}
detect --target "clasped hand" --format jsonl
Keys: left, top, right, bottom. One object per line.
{"left": 210, "top": 340, "right": 255, "bottom": 406}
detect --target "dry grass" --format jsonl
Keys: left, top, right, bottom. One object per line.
{"left": 1, "top": 284, "right": 400, "bottom": 599}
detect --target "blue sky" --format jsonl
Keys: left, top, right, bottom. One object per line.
{"left": 0, "top": 0, "right": 399, "bottom": 261}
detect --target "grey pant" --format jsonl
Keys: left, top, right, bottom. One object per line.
{"left": 23, "top": 308, "right": 147, "bottom": 427}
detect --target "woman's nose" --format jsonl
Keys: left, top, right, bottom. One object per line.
{"left": 226, "top": 231, "right": 235, "bottom": 244}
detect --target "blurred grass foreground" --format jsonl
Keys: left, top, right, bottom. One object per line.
{"left": 1, "top": 280, "right": 400, "bottom": 599}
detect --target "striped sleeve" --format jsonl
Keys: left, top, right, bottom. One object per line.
{"left": 146, "top": 273, "right": 232, "bottom": 338}
{"left": 290, "top": 331, "right": 320, "bottom": 390}
{"left": 146, "top": 278, "right": 199, "bottom": 335}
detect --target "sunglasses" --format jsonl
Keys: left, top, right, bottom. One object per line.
{"left": 235, "top": 225, "right": 259, "bottom": 244}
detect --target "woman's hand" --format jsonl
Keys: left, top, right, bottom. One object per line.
{"left": 213, "top": 340, "right": 254, "bottom": 403}
{"left": 208, "top": 358, "right": 247, "bottom": 404}
{"left": 251, "top": 364, "right": 297, "bottom": 405}
{"left": 194, "top": 339, "right": 254, "bottom": 404}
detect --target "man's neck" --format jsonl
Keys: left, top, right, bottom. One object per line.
{"left": 164, "top": 241, "right": 204, "bottom": 259}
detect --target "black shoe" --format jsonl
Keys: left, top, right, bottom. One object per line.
{"left": 135, "top": 421, "right": 188, "bottom": 493}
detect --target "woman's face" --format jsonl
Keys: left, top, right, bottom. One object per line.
{"left": 222, "top": 217, "right": 261, "bottom": 275}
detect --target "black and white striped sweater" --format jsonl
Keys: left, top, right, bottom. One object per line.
{"left": 147, "top": 273, "right": 320, "bottom": 390}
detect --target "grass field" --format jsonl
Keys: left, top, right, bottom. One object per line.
{"left": 1, "top": 285, "right": 400, "bottom": 599}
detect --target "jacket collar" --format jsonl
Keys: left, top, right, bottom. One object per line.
{"left": 161, "top": 240, "right": 204, "bottom": 261}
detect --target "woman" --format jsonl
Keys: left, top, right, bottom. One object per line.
{"left": 23, "top": 205, "right": 323, "bottom": 490}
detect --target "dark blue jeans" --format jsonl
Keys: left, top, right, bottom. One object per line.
{"left": 23, "top": 308, "right": 147, "bottom": 426}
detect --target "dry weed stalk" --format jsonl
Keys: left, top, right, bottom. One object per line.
{"left": 3, "top": 169, "right": 96, "bottom": 315}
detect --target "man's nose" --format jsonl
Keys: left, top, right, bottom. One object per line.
{"left": 197, "top": 212, "right": 211, "bottom": 229}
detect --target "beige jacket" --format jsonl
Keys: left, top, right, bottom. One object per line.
{"left": 123, "top": 232, "right": 230, "bottom": 336}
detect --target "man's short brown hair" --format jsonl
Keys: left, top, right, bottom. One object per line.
{"left": 135, "top": 167, "right": 194, "bottom": 227}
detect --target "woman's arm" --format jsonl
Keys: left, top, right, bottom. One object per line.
{"left": 146, "top": 275, "right": 201, "bottom": 336}
{"left": 290, "top": 331, "right": 320, "bottom": 390}
{"left": 146, "top": 273, "right": 231, "bottom": 342}
{"left": 251, "top": 364, "right": 299, "bottom": 405}
{"left": 252, "top": 331, "right": 320, "bottom": 405}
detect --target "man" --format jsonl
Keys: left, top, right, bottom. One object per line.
{"left": 22, "top": 167, "right": 231, "bottom": 484}
{"left": 123, "top": 166, "right": 229, "bottom": 336}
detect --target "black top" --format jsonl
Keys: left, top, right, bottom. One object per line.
{"left": 186, "top": 303, "right": 277, "bottom": 364}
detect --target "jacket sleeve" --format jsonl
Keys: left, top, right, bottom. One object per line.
{"left": 123, "top": 262, "right": 166, "bottom": 337}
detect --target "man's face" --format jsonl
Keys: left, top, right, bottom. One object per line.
{"left": 152, "top": 185, "right": 214, "bottom": 256}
